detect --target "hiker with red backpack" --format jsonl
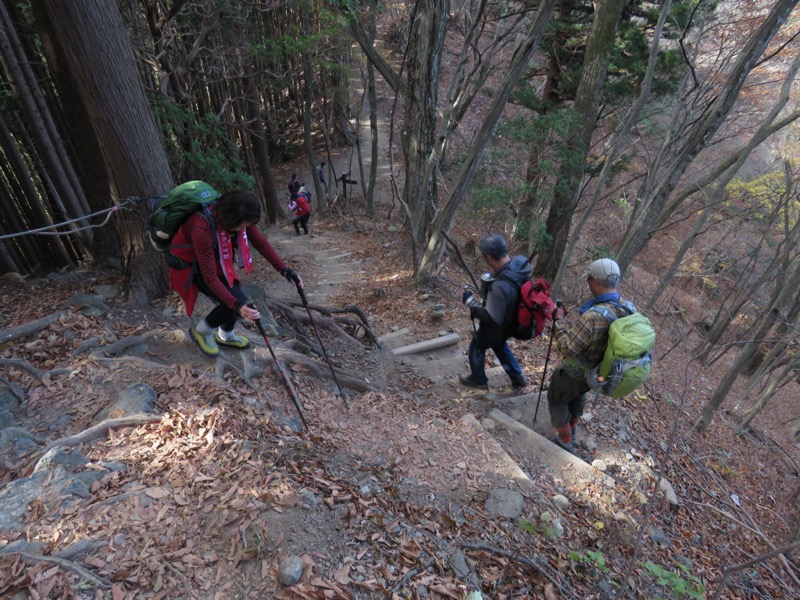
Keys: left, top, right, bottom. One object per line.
{"left": 168, "top": 188, "right": 304, "bottom": 357}
{"left": 459, "top": 234, "right": 532, "bottom": 391}
{"left": 288, "top": 190, "right": 311, "bottom": 235}
{"left": 548, "top": 258, "right": 632, "bottom": 452}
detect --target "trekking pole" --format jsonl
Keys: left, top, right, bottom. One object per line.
{"left": 294, "top": 284, "right": 349, "bottom": 409}
{"left": 249, "top": 305, "right": 310, "bottom": 431}
{"left": 533, "top": 299, "right": 563, "bottom": 425}
{"left": 461, "top": 284, "right": 479, "bottom": 336}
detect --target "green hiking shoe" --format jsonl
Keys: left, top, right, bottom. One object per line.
{"left": 215, "top": 332, "right": 251, "bottom": 349}
{"left": 189, "top": 326, "right": 219, "bottom": 357}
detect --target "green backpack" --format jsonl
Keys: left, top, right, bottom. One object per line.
{"left": 147, "top": 181, "right": 221, "bottom": 265}
{"left": 586, "top": 301, "right": 656, "bottom": 398}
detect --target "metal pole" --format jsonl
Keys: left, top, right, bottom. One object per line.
{"left": 251, "top": 311, "right": 309, "bottom": 430}
{"left": 295, "top": 285, "right": 349, "bottom": 409}
{"left": 533, "top": 300, "right": 562, "bottom": 425}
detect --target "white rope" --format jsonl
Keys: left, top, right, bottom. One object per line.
{"left": 0, "top": 196, "right": 139, "bottom": 240}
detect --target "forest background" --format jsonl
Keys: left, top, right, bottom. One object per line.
{"left": 2, "top": 0, "right": 800, "bottom": 598}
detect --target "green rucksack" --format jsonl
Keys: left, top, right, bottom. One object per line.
{"left": 586, "top": 301, "right": 656, "bottom": 398}
{"left": 147, "top": 181, "right": 221, "bottom": 264}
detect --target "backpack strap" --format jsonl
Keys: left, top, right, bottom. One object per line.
{"left": 166, "top": 204, "right": 218, "bottom": 267}
{"left": 589, "top": 299, "right": 635, "bottom": 323}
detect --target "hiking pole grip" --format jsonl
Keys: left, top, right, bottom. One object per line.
{"left": 296, "top": 284, "right": 308, "bottom": 306}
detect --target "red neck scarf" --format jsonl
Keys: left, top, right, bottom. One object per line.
{"left": 217, "top": 229, "right": 253, "bottom": 286}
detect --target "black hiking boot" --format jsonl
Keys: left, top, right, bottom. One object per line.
{"left": 510, "top": 376, "right": 529, "bottom": 389}
{"left": 550, "top": 436, "right": 577, "bottom": 455}
{"left": 458, "top": 374, "right": 488, "bottom": 390}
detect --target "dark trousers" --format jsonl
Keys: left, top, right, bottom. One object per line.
{"left": 193, "top": 275, "right": 247, "bottom": 332}
{"left": 548, "top": 366, "right": 590, "bottom": 428}
{"left": 293, "top": 214, "right": 310, "bottom": 234}
{"left": 467, "top": 331, "right": 523, "bottom": 384}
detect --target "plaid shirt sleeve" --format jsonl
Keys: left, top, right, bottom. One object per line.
{"left": 554, "top": 310, "right": 614, "bottom": 365}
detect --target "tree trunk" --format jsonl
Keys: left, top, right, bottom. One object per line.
{"left": 30, "top": 0, "right": 117, "bottom": 262}
{"left": 39, "top": 0, "right": 174, "bottom": 307}
{"left": 738, "top": 351, "right": 800, "bottom": 433}
{"left": 694, "top": 261, "right": 800, "bottom": 432}
{"left": 615, "top": 0, "right": 799, "bottom": 272}
{"left": 415, "top": 1, "right": 555, "bottom": 283}
{"left": 0, "top": 1, "right": 91, "bottom": 251}
{"left": 365, "top": 0, "right": 379, "bottom": 219}
{"left": 402, "top": 0, "right": 449, "bottom": 250}
{"left": 0, "top": 115, "right": 73, "bottom": 268}
{"left": 533, "top": 0, "right": 627, "bottom": 283}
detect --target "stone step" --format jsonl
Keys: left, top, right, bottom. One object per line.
{"left": 412, "top": 354, "right": 466, "bottom": 377}
{"left": 320, "top": 261, "right": 362, "bottom": 269}
{"left": 391, "top": 333, "right": 460, "bottom": 356}
{"left": 460, "top": 414, "right": 531, "bottom": 483}
{"left": 487, "top": 409, "right": 614, "bottom": 488}
{"left": 318, "top": 252, "right": 352, "bottom": 261}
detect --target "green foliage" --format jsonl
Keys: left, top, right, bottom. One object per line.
{"left": 151, "top": 96, "right": 253, "bottom": 190}
{"left": 518, "top": 514, "right": 562, "bottom": 539}
{"left": 586, "top": 244, "right": 615, "bottom": 261}
{"left": 462, "top": 110, "right": 584, "bottom": 230}
{"left": 529, "top": 0, "right": 695, "bottom": 107}
{"left": 518, "top": 517, "right": 537, "bottom": 534}
{"left": 727, "top": 171, "right": 792, "bottom": 222}
{"left": 568, "top": 549, "right": 610, "bottom": 573}
{"left": 644, "top": 561, "right": 706, "bottom": 599}
{"left": 612, "top": 194, "right": 634, "bottom": 218}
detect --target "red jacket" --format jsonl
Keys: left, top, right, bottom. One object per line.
{"left": 169, "top": 210, "right": 287, "bottom": 316}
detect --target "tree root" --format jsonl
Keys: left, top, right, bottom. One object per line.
{"left": 0, "top": 312, "right": 63, "bottom": 344}
{"left": 264, "top": 298, "right": 374, "bottom": 350}
{"left": 0, "top": 357, "right": 72, "bottom": 381}
{"left": 274, "top": 348, "right": 377, "bottom": 392}
{"left": 33, "top": 414, "right": 161, "bottom": 470}
{"left": 88, "top": 334, "right": 173, "bottom": 370}
{"left": 6, "top": 550, "right": 111, "bottom": 589}
{"left": 461, "top": 542, "right": 570, "bottom": 597}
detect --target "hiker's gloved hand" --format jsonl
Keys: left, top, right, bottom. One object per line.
{"left": 462, "top": 290, "right": 480, "bottom": 309}
{"left": 281, "top": 267, "right": 304, "bottom": 289}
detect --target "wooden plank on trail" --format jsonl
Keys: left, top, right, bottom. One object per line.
{"left": 488, "top": 409, "right": 614, "bottom": 488}
{"left": 377, "top": 327, "right": 411, "bottom": 343}
{"left": 391, "top": 333, "right": 460, "bottom": 356}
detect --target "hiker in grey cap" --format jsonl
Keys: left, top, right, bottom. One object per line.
{"left": 547, "top": 258, "right": 631, "bottom": 452}
{"left": 459, "top": 233, "right": 531, "bottom": 391}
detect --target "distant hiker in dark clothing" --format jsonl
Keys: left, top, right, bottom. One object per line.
{"left": 459, "top": 234, "right": 531, "bottom": 391}
{"left": 288, "top": 192, "right": 311, "bottom": 235}
{"left": 548, "top": 258, "right": 629, "bottom": 451}
{"left": 318, "top": 162, "right": 328, "bottom": 193}
{"left": 288, "top": 173, "right": 301, "bottom": 195}
{"left": 169, "top": 190, "right": 303, "bottom": 357}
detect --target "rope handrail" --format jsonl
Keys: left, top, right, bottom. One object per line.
{"left": 0, "top": 196, "right": 140, "bottom": 241}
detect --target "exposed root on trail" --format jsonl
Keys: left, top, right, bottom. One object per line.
{"left": 32, "top": 414, "right": 162, "bottom": 471}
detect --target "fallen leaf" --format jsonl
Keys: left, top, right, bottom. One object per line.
{"left": 145, "top": 487, "right": 171, "bottom": 499}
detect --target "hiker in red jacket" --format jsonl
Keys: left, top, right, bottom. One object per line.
{"left": 288, "top": 192, "right": 311, "bottom": 235}
{"left": 169, "top": 190, "right": 303, "bottom": 357}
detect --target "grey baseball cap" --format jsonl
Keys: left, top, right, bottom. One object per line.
{"left": 586, "top": 258, "right": 621, "bottom": 280}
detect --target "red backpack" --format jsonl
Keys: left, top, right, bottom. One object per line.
{"left": 503, "top": 277, "right": 554, "bottom": 340}
{"left": 294, "top": 195, "right": 311, "bottom": 217}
